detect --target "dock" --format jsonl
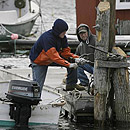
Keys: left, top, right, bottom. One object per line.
{"left": 0, "top": 35, "right": 130, "bottom": 56}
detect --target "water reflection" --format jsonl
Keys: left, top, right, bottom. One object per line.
{"left": 4, "top": 125, "right": 58, "bottom": 130}
{"left": 2, "top": 117, "right": 130, "bottom": 130}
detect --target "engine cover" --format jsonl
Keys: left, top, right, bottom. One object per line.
{"left": 6, "top": 80, "right": 41, "bottom": 105}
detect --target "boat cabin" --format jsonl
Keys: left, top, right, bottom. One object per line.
{"left": 0, "top": 0, "right": 30, "bottom": 18}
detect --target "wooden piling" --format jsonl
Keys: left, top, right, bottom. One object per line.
{"left": 94, "top": 1, "right": 110, "bottom": 127}
{"left": 94, "top": 0, "right": 130, "bottom": 127}
{"left": 112, "top": 47, "right": 130, "bottom": 126}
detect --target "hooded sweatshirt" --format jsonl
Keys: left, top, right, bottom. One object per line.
{"left": 29, "top": 19, "right": 78, "bottom": 67}
{"left": 75, "top": 24, "right": 96, "bottom": 66}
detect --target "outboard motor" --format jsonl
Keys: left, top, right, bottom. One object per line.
{"left": 6, "top": 80, "right": 41, "bottom": 127}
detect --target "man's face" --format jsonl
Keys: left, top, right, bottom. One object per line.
{"left": 79, "top": 31, "right": 88, "bottom": 41}
{"left": 59, "top": 31, "right": 66, "bottom": 38}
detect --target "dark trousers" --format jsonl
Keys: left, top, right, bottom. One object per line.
{"left": 31, "top": 62, "right": 77, "bottom": 91}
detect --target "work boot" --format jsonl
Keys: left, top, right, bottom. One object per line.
{"left": 66, "top": 84, "right": 85, "bottom": 91}
{"left": 79, "top": 83, "right": 89, "bottom": 88}
{"left": 78, "top": 83, "right": 89, "bottom": 91}
{"left": 62, "top": 78, "right": 66, "bottom": 85}
{"left": 74, "top": 84, "right": 85, "bottom": 91}
{"left": 65, "top": 84, "right": 75, "bottom": 91}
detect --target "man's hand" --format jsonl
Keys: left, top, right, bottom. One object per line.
{"left": 75, "top": 58, "right": 87, "bottom": 65}
{"left": 69, "top": 63, "right": 78, "bottom": 69}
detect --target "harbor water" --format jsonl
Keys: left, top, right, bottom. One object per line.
{"left": 33, "top": 0, "right": 76, "bottom": 37}
{"left": 0, "top": 0, "right": 130, "bottom": 130}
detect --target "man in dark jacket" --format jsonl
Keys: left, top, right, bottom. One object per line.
{"left": 76, "top": 24, "right": 96, "bottom": 87}
{"left": 29, "top": 19, "right": 85, "bottom": 92}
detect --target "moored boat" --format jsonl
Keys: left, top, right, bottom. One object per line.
{"left": 0, "top": 68, "right": 65, "bottom": 127}
{"left": 0, "top": 0, "right": 40, "bottom": 41}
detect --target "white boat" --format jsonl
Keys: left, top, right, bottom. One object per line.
{"left": 0, "top": 0, "right": 40, "bottom": 41}
{"left": 0, "top": 68, "right": 65, "bottom": 127}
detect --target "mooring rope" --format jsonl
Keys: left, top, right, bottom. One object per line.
{"left": 0, "top": 69, "right": 31, "bottom": 81}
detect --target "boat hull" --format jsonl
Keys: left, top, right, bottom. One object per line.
{"left": 0, "top": 102, "right": 61, "bottom": 126}
{"left": 0, "top": 20, "right": 36, "bottom": 40}
{"left": 0, "top": 69, "right": 63, "bottom": 126}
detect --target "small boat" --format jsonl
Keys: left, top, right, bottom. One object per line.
{"left": 0, "top": 0, "right": 40, "bottom": 41}
{"left": 0, "top": 68, "right": 65, "bottom": 127}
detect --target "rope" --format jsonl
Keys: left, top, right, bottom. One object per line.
{"left": 34, "top": 0, "right": 46, "bottom": 33}
{"left": 0, "top": 69, "right": 31, "bottom": 81}
{"left": 0, "top": 23, "right": 13, "bottom": 35}
{"left": 0, "top": 97, "right": 11, "bottom": 103}
{"left": 79, "top": 53, "right": 94, "bottom": 64}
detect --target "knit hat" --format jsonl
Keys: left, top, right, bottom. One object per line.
{"left": 52, "top": 19, "right": 68, "bottom": 36}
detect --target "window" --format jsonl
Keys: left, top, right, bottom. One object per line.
{"left": 116, "top": 0, "right": 130, "bottom": 10}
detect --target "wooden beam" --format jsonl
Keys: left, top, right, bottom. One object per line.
{"left": 95, "top": 60, "right": 130, "bottom": 68}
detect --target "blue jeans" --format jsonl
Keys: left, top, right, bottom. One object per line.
{"left": 30, "top": 61, "right": 77, "bottom": 91}
{"left": 77, "top": 63, "right": 93, "bottom": 86}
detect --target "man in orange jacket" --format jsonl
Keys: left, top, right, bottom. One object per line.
{"left": 29, "top": 19, "right": 85, "bottom": 92}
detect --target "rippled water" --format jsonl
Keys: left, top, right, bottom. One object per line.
{"left": 33, "top": 0, "right": 76, "bottom": 37}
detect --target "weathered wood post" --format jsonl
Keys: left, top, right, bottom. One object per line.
{"left": 112, "top": 48, "right": 130, "bottom": 127}
{"left": 94, "top": 0, "right": 130, "bottom": 127}
{"left": 107, "top": 0, "right": 116, "bottom": 51}
{"left": 94, "top": 1, "right": 110, "bottom": 127}
{"left": 105, "top": 0, "right": 116, "bottom": 125}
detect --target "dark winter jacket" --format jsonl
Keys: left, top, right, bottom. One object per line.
{"left": 75, "top": 24, "right": 96, "bottom": 66}
{"left": 29, "top": 19, "right": 78, "bottom": 67}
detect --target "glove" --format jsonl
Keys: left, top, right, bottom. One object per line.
{"left": 75, "top": 58, "right": 87, "bottom": 65}
{"left": 68, "top": 57, "right": 75, "bottom": 63}
{"left": 69, "top": 63, "right": 78, "bottom": 69}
